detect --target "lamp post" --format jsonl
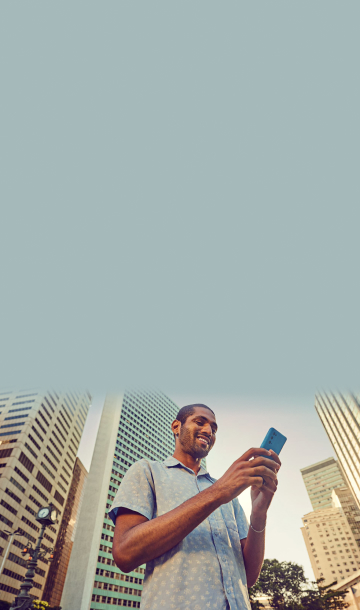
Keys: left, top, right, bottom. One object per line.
{"left": 0, "top": 527, "right": 22, "bottom": 576}
{"left": 10, "top": 503, "right": 58, "bottom": 610}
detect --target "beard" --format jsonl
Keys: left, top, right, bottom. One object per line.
{"left": 179, "top": 426, "right": 211, "bottom": 459}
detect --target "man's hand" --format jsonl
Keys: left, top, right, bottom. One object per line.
{"left": 250, "top": 449, "right": 281, "bottom": 517}
{"left": 212, "top": 447, "right": 279, "bottom": 506}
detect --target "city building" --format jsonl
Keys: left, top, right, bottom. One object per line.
{"left": 301, "top": 507, "right": 360, "bottom": 586}
{"left": 301, "top": 458, "right": 348, "bottom": 511}
{"left": 61, "top": 390, "right": 199, "bottom": 610}
{"left": 42, "top": 457, "right": 88, "bottom": 607}
{"left": 331, "top": 569, "right": 360, "bottom": 610}
{"left": 0, "top": 389, "right": 91, "bottom": 604}
{"left": 332, "top": 488, "right": 360, "bottom": 549}
{"left": 315, "top": 393, "right": 360, "bottom": 508}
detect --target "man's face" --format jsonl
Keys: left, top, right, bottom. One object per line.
{"left": 178, "top": 406, "right": 217, "bottom": 459}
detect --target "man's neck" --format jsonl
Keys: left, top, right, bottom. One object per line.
{"left": 172, "top": 449, "right": 202, "bottom": 474}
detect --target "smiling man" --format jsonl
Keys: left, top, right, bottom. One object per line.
{"left": 109, "top": 404, "right": 280, "bottom": 610}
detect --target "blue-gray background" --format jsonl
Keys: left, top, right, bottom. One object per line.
{"left": 1, "top": 2, "right": 359, "bottom": 394}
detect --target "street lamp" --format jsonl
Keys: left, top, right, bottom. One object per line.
{"left": 10, "top": 503, "right": 58, "bottom": 610}
{"left": 0, "top": 528, "right": 22, "bottom": 577}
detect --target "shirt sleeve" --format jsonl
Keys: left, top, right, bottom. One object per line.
{"left": 108, "top": 459, "right": 155, "bottom": 525}
{"left": 232, "top": 498, "right": 249, "bottom": 539}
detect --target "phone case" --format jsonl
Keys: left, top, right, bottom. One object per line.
{"left": 260, "top": 427, "right": 287, "bottom": 458}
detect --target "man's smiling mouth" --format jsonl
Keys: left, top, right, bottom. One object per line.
{"left": 196, "top": 435, "right": 210, "bottom": 446}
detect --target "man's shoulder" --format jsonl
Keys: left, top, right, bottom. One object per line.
{"left": 126, "top": 457, "right": 170, "bottom": 475}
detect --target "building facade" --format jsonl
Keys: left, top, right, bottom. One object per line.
{"left": 301, "top": 458, "right": 348, "bottom": 511}
{"left": 315, "top": 393, "right": 360, "bottom": 508}
{"left": 301, "top": 507, "right": 360, "bottom": 585}
{"left": 332, "top": 487, "right": 360, "bottom": 550}
{"left": 42, "top": 457, "right": 88, "bottom": 607}
{"left": 61, "top": 390, "right": 202, "bottom": 610}
{"left": 0, "top": 389, "right": 91, "bottom": 604}
{"left": 332, "top": 569, "right": 360, "bottom": 610}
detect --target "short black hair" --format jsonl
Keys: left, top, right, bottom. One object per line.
{"left": 175, "top": 404, "right": 215, "bottom": 426}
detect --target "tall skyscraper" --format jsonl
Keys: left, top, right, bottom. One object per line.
{"left": 301, "top": 458, "right": 348, "bottom": 511}
{"left": 315, "top": 393, "right": 360, "bottom": 508}
{"left": 0, "top": 389, "right": 91, "bottom": 604}
{"left": 61, "top": 390, "right": 200, "bottom": 610}
{"left": 301, "top": 507, "right": 360, "bottom": 585}
{"left": 42, "top": 457, "right": 88, "bottom": 607}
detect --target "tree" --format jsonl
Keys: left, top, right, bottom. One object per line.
{"left": 249, "top": 560, "right": 349, "bottom": 610}
{"left": 301, "top": 578, "right": 349, "bottom": 610}
{"left": 249, "top": 559, "right": 308, "bottom": 610}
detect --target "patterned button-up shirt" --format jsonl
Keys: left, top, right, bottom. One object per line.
{"left": 108, "top": 456, "right": 251, "bottom": 610}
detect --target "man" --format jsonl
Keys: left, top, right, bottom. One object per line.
{"left": 109, "top": 404, "right": 280, "bottom": 610}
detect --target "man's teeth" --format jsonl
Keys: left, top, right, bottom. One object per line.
{"left": 198, "top": 436, "right": 209, "bottom": 444}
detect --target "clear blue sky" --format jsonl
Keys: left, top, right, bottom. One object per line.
{"left": 78, "top": 392, "right": 337, "bottom": 583}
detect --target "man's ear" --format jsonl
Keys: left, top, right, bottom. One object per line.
{"left": 172, "top": 419, "right": 181, "bottom": 438}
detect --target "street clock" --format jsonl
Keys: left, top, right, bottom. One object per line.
{"left": 36, "top": 503, "right": 58, "bottom": 525}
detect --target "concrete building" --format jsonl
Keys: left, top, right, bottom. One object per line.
{"left": 301, "top": 458, "right": 348, "bottom": 511}
{"left": 332, "top": 569, "right": 360, "bottom": 610}
{"left": 61, "top": 390, "right": 200, "bottom": 610}
{"left": 301, "top": 507, "right": 360, "bottom": 585}
{"left": 315, "top": 393, "right": 360, "bottom": 508}
{"left": 0, "top": 389, "right": 91, "bottom": 604}
{"left": 42, "top": 457, "right": 88, "bottom": 607}
{"left": 332, "top": 488, "right": 360, "bottom": 550}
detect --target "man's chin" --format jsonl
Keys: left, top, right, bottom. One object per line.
{"left": 190, "top": 445, "right": 210, "bottom": 459}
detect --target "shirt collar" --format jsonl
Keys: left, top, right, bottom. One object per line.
{"left": 163, "top": 456, "right": 211, "bottom": 478}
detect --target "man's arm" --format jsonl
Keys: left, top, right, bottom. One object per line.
{"left": 112, "top": 448, "right": 278, "bottom": 573}
{"left": 240, "top": 451, "right": 281, "bottom": 587}
{"left": 113, "top": 485, "right": 222, "bottom": 572}
{"left": 240, "top": 514, "right": 266, "bottom": 588}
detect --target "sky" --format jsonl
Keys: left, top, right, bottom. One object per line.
{"left": 77, "top": 391, "right": 338, "bottom": 583}
{"left": 1, "top": 2, "right": 360, "bottom": 396}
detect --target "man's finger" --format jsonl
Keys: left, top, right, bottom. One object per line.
{"left": 262, "top": 479, "right": 277, "bottom": 493}
{"left": 268, "top": 450, "right": 282, "bottom": 467}
{"left": 250, "top": 465, "right": 278, "bottom": 481}
{"left": 250, "top": 456, "right": 280, "bottom": 472}
{"left": 237, "top": 447, "right": 272, "bottom": 463}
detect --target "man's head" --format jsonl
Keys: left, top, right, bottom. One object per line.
{"left": 171, "top": 404, "right": 217, "bottom": 459}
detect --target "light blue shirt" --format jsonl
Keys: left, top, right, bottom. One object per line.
{"left": 109, "top": 456, "right": 251, "bottom": 610}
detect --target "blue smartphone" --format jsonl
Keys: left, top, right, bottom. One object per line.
{"left": 260, "top": 427, "right": 287, "bottom": 459}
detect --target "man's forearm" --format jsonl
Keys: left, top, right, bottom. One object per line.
{"left": 242, "top": 512, "right": 266, "bottom": 588}
{"left": 113, "top": 484, "right": 222, "bottom": 572}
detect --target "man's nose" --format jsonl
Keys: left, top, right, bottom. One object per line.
{"left": 201, "top": 423, "right": 213, "bottom": 436}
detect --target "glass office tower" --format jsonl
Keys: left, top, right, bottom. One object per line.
{"left": 61, "top": 390, "right": 205, "bottom": 610}
{"left": 301, "top": 457, "right": 348, "bottom": 511}
{"left": 315, "top": 393, "right": 360, "bottom": 509}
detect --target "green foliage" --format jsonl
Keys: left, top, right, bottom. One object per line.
{"left": 250, "top": 559, "right": 308, "bottom": 610}
{"left": 249, "top": 559, "right": 349, "bottom": 610}
{"left": 301, "top": 579, "right": 349, "bottom": 610}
